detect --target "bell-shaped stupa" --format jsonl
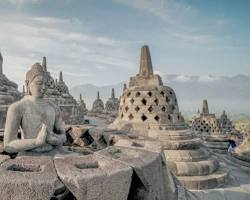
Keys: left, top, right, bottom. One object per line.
{"left": 110, "top": 45, "right": 229, "bottom": 190}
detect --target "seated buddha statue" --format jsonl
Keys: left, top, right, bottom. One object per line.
{"left": 4, "top": 63, "right": 66, "bottom": 154}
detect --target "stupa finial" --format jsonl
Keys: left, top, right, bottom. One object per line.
{"left": 202, "top": 99, "right": 209, "bottom": 114}
{"left": 42, "top": 56, "right": 47, "bottom": 71}
{"left": 22, "top": 85, "right": 26, "bottom": 95}
{"left": 59, "top": 71, "right": 63, "bottom": 82}
{"left": 97, "top": 91, "right": 100, "bottom": 100}
{"left": 139, "top": 45, "right": 153, "bottom": 77}
{"left": 123, "top": 83, "right": 127, "bottom": 91}
{"left": 111, "top": 88, "right": 115, "bottom": 98}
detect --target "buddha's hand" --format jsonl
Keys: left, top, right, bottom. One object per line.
{"left": 46, "top": 132, "right": 62, "bottom": 146}
{"left": 35, "top": 123, "right": 48, "bottom": 146}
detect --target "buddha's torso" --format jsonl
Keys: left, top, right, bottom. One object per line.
{"left": 19, "top": 96, "right": 56, "bottom": 139}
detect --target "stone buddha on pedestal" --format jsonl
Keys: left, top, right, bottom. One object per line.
{"left": 4, "top": 63, "right": 66, "bottom": 154}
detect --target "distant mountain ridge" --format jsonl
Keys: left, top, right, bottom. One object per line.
{"left": 70, "top": 74, "right": 250, "bottom": 117}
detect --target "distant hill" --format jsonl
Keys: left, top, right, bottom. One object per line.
{"left": 70, "top": 74, "right": 250, "bottom": 118}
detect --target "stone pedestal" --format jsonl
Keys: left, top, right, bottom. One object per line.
{"left": 229, "top": 134, "right": 250, "bottom": 173}
{"left": 149, "top": 129, "right": 229, "bottom": 190}
{"left": 203, "top": 133, "right": 228, "bottom": 154}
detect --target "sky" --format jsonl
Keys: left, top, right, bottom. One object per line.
{"left": 0, "top": 0, "right": 250, "bottom": 88}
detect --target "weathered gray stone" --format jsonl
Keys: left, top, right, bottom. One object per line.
{"left": 109, "top": 45, "right": 229, "bottom": 190}
{"left": 4, "top": 63, "right": 66, "bottom": 154}
{"left": 0, "top": 52, "right": 20, "bottom": 129}
{"left": 178, "top": 166, "right": 229, "bottom": 190}
{"left": 54, "top": 154, "right": 132, "bottom": 200}
{"left": 230, "top": 126, "right": 250, "bottom": 172}
{"left": 219, "top": 111, "right": 234, "bottom": 134}
{"left": 91, "top": 91, "right": 105, "bottom": 114}
{"left": 42, "top": 56, "right": 84, "bottom": 125}
{"left": 97, "top": 146, "right": 178, "bottom": 200}
{"left": 0, "top": 156, "right": 60, "bottom": 200}
{"left": 105, "top": 88, "right": 119, "bottom": 115}
{"left": 192, "top": 112, "right": 221, "bottom": 135}
{"left": 109, "top": 45, "right": 186, "bottom": 132}
{"left": 0, "top": 154, "right": 9, "bottom": 164}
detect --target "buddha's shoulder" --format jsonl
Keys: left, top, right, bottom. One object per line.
{"left": 7, "top": 98, "right": 28, "bottom": 114}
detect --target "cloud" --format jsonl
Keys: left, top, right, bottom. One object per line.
{"left": 0, "top": 0, "right": 41, "bottom": 6}
{"left": 114, "top": 0, "right": 232, "bottom": 49}
{"left": 198, "top": 75, "right": 222, "bottom": 82}
{"left": 0, "top": 0, "right": 71, "bottom": 6}
{"left": 113, "top": 0, "right": 193, "bottom": 28}
{"left": 174, "top": 75, "right": 192, "bottom": 82}
{"left": 0, "top": 13, "right": 136, "bottom": 89}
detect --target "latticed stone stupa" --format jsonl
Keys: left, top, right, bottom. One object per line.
{"left": 219, "top": 110, "right": 234, "bottom": 134}
{"left": 105, "top": 88, "right": 119, "bottom": 114}
{"left": 192, "top": 100, "right": 228, "bottom": 153}
{"left": 112, "top": 45, "right": 185, "bottom": 131}
{"left": 41, "top": 57, "right": 81, "bottom": 124}
{"left": 0, "top": 52, "right": 20, "bottom": 129}
{"left": 110, "top": 45, "right": 229, "bottom": 190}
{"left": 78, "top": 93, "right": 88, "bottom": 115}
{"left": 192, "top": 100, "right": 222, "bottom": 134}
{"left": 91, "top": 91, "right": 104, "bottom": 113}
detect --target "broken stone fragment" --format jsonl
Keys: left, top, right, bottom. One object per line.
{"left": 54, "top": 153, "right": 132, "bottom": 200}
{"left": 0, "top": 156, "right": 60, "bottom": 200}
{"left": 97, "top": 146, "right": 177, "bottom": 200}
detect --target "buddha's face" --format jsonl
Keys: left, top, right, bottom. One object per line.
{"left": 29, "top": 75, "right": 46, "bottom": 98}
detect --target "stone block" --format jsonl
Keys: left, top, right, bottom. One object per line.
{"left": 97, "top": 146, "right": 175, "bottom": 200}
{"left": 0, "top": 154, "right": 9, "bottom": 164}
{"left": 0, "top": 156, "right": 59, "bottom": 200}
{"left": 113, "top": 135, "right": 163, "bottom": 154}
{"left": 178, "top": 166, "right": 229, "bottom": 190}
{"left": 167, "top": 159, "right": 219, "bottom": 176}
{"left": 54, "top": 154, "right": 132, "bottom": 200}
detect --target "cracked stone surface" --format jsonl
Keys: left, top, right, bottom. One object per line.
{"left": 0, "top": 156, "right": 59, "bottom": 200}
{"left": 97, "top": 145, "right": 183, "bottom": 200}
{"left": 54, "top": 154, "right": 132, "bottom": 200}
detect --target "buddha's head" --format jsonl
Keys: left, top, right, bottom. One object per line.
{"left": 26, "top": 63, "right": 46, "bottom": 98}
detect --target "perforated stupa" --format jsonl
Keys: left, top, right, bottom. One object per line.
{"left": 110, "top": 45, "right": 229, "bottom": 190}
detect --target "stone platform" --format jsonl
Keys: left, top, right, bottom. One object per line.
{"left": 149, "top": 129, "right": 230, "bottom": 190}
{"left": 193, "top": 153, "right": 250, "bottom": 200}
{"left": 203, "top": 134, "right": 228, "bottom": 154}
{"left": 0, "top": 131, "right": 198, "bottom": 200}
